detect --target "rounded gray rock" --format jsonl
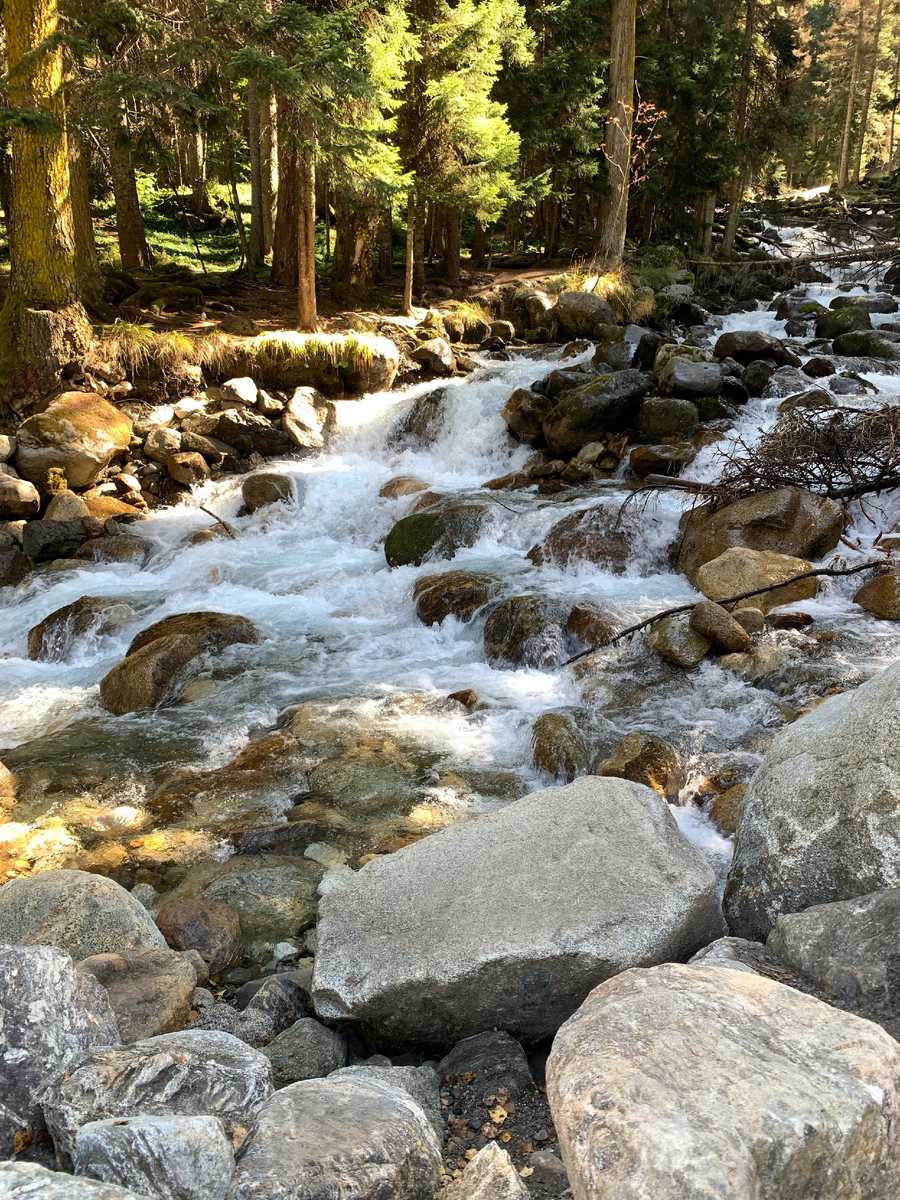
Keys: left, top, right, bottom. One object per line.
{"left": 262, "top": 1019, "right": 347, "bottom": 1088}
{"left": 0, "top": 1162, "right": 148, "bottom": 1200}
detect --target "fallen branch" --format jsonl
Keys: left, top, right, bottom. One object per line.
{"left": 561, "top": 558, "right": 881, "bottom": 668}
{"left": 200, "top": 505, "right": 239, "bottom": 539}
{"left": 643, "top": 472, "right": 900, "bottom": 502}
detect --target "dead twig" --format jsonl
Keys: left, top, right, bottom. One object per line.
{"left": 560, "top": 558, "right": 881, "bottom": 668}
{"left": 200, "top": 505, "right": 239, "bottom": 539}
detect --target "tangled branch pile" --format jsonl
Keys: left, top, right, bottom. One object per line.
{"left": 710, "top": 404, "right": 900, "bottom": 503}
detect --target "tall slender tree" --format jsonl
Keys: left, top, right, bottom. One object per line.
{"left": 594, "top": 0, "right": 637, "bottom": 269}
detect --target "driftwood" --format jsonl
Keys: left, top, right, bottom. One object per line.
{"left": 561, "top": 558, "right": 881, "bottom": 668}
{"left": 200, "top": 505, "right": 239, "bottom": 539}
{"left": 643, "top": 471, "right": 900, "bottom": 502}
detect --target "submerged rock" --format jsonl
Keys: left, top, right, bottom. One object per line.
{"left": 311, "top": 776, "right": 724, "bottom": 1042}
{"left": 725, "top": 660, "right": 900, "bottom": 940}
{"left": 73, "top": 1115, "right": 235, "bottom": 1200}
{"left": 126, "top": 612, "right": 259, "bottom": 657}
{"left": 0, "top": 869, "right": 166, "bottom": 960}
{"left": 384, "top": 504, "right": 486, "bottom": 568}
{"left": 547, "top": 963, "right": 900, "bottom": 1200}
{"left": 27, "top": 596, "right": 133, "bottom": 662}
{"left": 0, "top": 944, "right": 120, "bottom": 1158}
{"left": 413, "top": 570, "right": 500, "bottom": 626}
{"left": 35, "top": 1029, "right": 273, "bottom": 1168}
{"left": 242, "top": 472, "right": 295, "bottom": 511}
{"left": 526, "top": 507, "right": 635, "bottom": 572}
{"left": 483, "top": 595, "right": 570, "bottom": 669}
{"left": 226, "top": 1076, "right": 441, "bottom": 1200}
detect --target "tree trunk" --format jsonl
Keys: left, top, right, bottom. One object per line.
{"left": 69, "top": 132, "right": 112, "bottom": 317}
{"left": 271, "top": 111, "right": 298, "bottom": 287}
{"left": 403, "top": 192, "right": 414, "bottom": 316}
{"left": 471, "top": 218, "right": 486, "bottom": 268}
{"left": 248, "top": 77, "right": 266, "bottom": 267}
{"left": 225, "top": 138, "right": 252, "bottom": 275}
{"left": 853, "top": 0, "right": 884, "bottom": 183}
{"left": 721, "top": 0, "right": 756, "bottom": 257}
{"left": 594, "top": 0, "right": 637, "bottom": 270}
{"left": 107, "top": 107, "right": 152, "bottom": 270}
{"left": 260, "top": 88, "right": 277, "bottom": 255}
{"left": 183, "top": 125, "right": 211, "bottom": 215}
{"left": 443, "top": 206, "right": 460, "bottom": 282}
{"left": 297, "top": 133, "right": 317, "bottom": 331}
{"left": 839, "top": 0, "right": 866, "bottom": 187}
{"left": 891, "top": 41, "right": 900, "bottom": 172}
{"left": 700, "top": 191, "right": 716, "bottom": 258}
{"left": 377, "top": 206, "right": 392, "bottom": 278}
{"left": 414, "top": 191, "right": 426, "bottom": 300}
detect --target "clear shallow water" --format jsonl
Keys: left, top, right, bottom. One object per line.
{"left": 4, "top": 244, "right": 900, "bottom": 882}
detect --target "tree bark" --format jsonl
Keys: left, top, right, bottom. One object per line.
{"left": 413, "top": 191, "right": 426, "bottom": 300}
{"left": 260, "top": 88, "right": 277, "bottom": 255}
{"left": 839, "top": 0, "right": 866, "bottom": 187}
{"left": 700, "top": 192, "right": 716, "bottom": 258}
{"left": 853, "top": 0, "right": 884, "bottom": 183}
{"left": 377, "top": 206, "right": 392, "bottom": 278}
{"left": 248, "top": 77, "right": 266, "bottom": 267}
{"left": 107, "top": 107, "right": 152, "bottom": 270}
{"left": 69, "top": 132, "right": 113, "bottom": 317}
{"left": 271, "top": 111, "right": 298, "bottom": 286}
{"left": 594, "top": 0, "right": 637, "bottom": 269}
{"left": 721, "top": 0, "right": 756, "bottom": 257}
{"left": 183, "top": 125, "right": 211, "bottom": 215}
{"left": 891, "top": 40, "right": 900, "bottom": 172}
{"left": 297, "top": 133, "right": 317, "bottom": 331}
{"left": 403, "top": 192, "right": 414, "bottom": 315}
{"left": 471, "top": 218, "right": 486, "bottom": 268}
{"left": 443, "top": 206, "right": 460, "bottom": 282}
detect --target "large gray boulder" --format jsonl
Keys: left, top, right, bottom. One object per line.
{"left": 547, "top": 962, "right": 900, "bottom": 1200}
{"left": 766, "top": 888, "right": 900, "bottom": 1025}
{"left": 78, "top": 948, "right": 202, "bottom": 1043}
{"left": 542, "top": 371, "right": 650, "bottom": 456}
{"left": 658, "top": 358, "right": 724, "bottom": 397}
{"left": 262, "top": 1019, "right": 347, "bottom": 1089}
{"left": 312, "top": 777, "right": 724, "bottom": 1042}
{"left": 0, "top": 871, "right": 166, "bottom": 960}
{"left": 553, "top": 290, "right": 616, "bottom": 337}
{"left": 328, "top": 1065, "right": 442, "bottom": 1140}
{"left": 725, "top": 661, "right": 900, "bottom": 941}
{"left": 0, "top": 944, "right": 120, "bottom": 1157}
{"left": 74, "top": 1115, "right": 235, "bottom": 1200}
{"left": 0, "top": 1163, "right": 148, "bottom": 1200}
{"left": 35, "top": 1030, "right": 273, "bottom": 1168}
{"left": 225, "top": 1076, "right": 441, "bottom": 1200}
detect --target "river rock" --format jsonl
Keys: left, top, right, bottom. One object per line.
{"left": 0, "top": 869, "right": 166, "bottom": 959}
{"left": 283, "top": 387, "right": 327, "bottom": 451}
{"left": 311, "top": 776, "right": 724, "bottom": 1042}
{"left": 531, "top": 711, "right": 592, "bottom": 781}
{"left": 35, "top": 1030, "right": 273, "bottom": 1168}
{"left": 0, "top": 475, "right": 40, "bottom": 519}
{"left": 99, "top": 635, "right": 204, "bottom": 714}
{"left": 766, "top": 888, "right": 900, "bottom": 1023}
{"left": 554, "top": 290, "right": 616, "bottom": 337}
{"left": 696, "top": 547, "right": 815, "bottom": 613}
{"left": 658, "top": 358, "right": 724, "bottom": 397}
{"left": 483, "top": 595, "right": 569, "bottom": 669}
{"left": 144, "top": 428, "right": 183, "bottom": 464}
{"left": 710, "top": 782, "right": 748, "bottom": 834}
{"left": 328, "top": 1065, "right": 442, "bottom": 1140}
{"left": 542, "top": 371, "right": 650, "bottom": 456}
{"left": 241, "top": 473, "right": 294, "bottom": 511}
{"left": 15, "top": 393, "right": 132, "bottom": 488}
{"left": 0, "top": 548, "right": 32, "bottom": 588}
{"left": 232, "top": 974, "right": 314, "bottom": 1048}
{"left": 831, "top": 292, "right": 898, "bottom": 313}
{"left": 78, "top": 948, "right": 201, "bottom": 1043}
{"left": 75, "top": 534, "right": 149, "bottom": 567}
{"left": 262, "top": 1019, "right": 347, "bottom": 1088}
{"left": 157, "top": 858, "right": 322, "bottom": 961}
{"left": 688, "top": 599, "right": 751, "bottom": 651}
{"left": 676, "top": 487, "right": 842, "bottom": 585}
{"left": 832, "top": 330, "right": 900, "bottom": 358}
{"left": 154, "top": 898, "right": 243, "bottom": 979}
{"left": 127, "top": 612, "right": 259, "bottom": 657}
{"left": 500, "top": 387, "right": 555, "bottom": 445}
{"left": 637, "top": 396, "right": 698, "bottom": 442}
{"left": 443, "top": 1143, "right": 529, "bottom": 1200}
{"left": 167, "top": 452, "right": 209, "bottom": 487}
{"left": 27, "top": 596, "right": 133, "bottom": 662}
{"left": 42, "top": 489, "right": 87, "bottom": 522}
{"left": 412, "top": 337, "right": 455, "bottom": 375}
{"left": 384, "top": 504, "right": 486, "bottom": 568}
{"left": 21, "top": 518, "right": 87, "bottom": 561}
{"left": 645, "top": 614, "right": 711, "bottom": 667}
{"left": 713, "top": 330, "right": 796, "bottom": 366}
{"left": 413, "top": 570, "right": 500, "bottom": 625}
{"left": 526, "top": 507, "right": 634, "bottom": 572}
{"left": 380, "top": 476, "right": 428, "bottom": 498}
{"left": 725, "top": 660, "right": 900, "bottom": 940}
{"left": 547, "top": 962, "right": 900, "bottom": 1200}
{"left": 225, "top": 1076, "right": 441, "bottom": 1200}
{"left": 815, "top": 305, "right": 872, "bottom": 338}
{"left": 222, "top": 377, "right": 258, "bottom": 406}
{"left": 597, "top": 733, "right": 684, "bottom": 799}
{"left": 74, "top": 1115, "right": 235, "bottom": 1200}
{"left": 854, "top": 572, "right": 900, "bottom": 619}
{"left": 0, "top": 944, "right": 120, "bottom": 1157}
{"left": 0, "top": 1163, "right": 148, "bottom": 1200}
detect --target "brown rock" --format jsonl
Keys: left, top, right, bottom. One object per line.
{"left": 379, "top": 477, "right": 429, "bottom": 499}
{"left": 598, "top": 733, "right": 684, "bottom": 799}
{"left": 412, "top": 337, "right": 455, "bottom": 375}
{"left": 0, "top": 475, "right": 41, "bottom": 519}
{"left": 628, "top": 444, "right": 696, "bottom": 479}
{"left": 645, "top": 615, "right": 711, "bottom": 668}
{"left": 531, "top": 712, "right": 591, "bottom": 782}
{"left": 414, "top": 570, "right": 500, "bottom": 626}
{"left": 688, "top": 600, "right": 751, "bottom": 652}
{"left": 27, "top": 595, "right": 134, "bottom": 662}
{"left": 731, "top": 607, "right": 765, "bottom": 635}
{"left": 15, "top": 392, "right": 132, "bottom": 487}
{"left": 77, "top": 947, "right": 200, "bottom": 1042}
{"left": 81, "top": 495, "right": 145, "bottom": 522}
{"left": 242, "top": 471, "right": 294, "bottom": 511}
{"left": 74, "top": 535, "right": 149, "bottom": 566}
{"left": 127, "top": 612, "right": 259, "bottom": 657}
{"left": 99, "top": 635, "right": 204, "bottom": 715}
{"left": 0, "top": 547, "right": 33, "bottom": 588}
{"left": 566, "top": 603, "right": 619, "bottom": 648}
{"left": 448, "top": 689, "right": 478, "bottom": 712}
{"left": 155, "top": 898, "right": 243, "bottom": 979}
{"left": 767, "top": 609, "right": 815, "bottom": 629}
{"left": 696, "top": 547, "right": 815, "bottom": 614}
{"left": 43, "top": 489, "right": 89, "bottom": 521}
{"left": 854, "top": 574, "right": 900, "bottom": 620}
{"left": 709, "top": 783, "right": 748, "bottom": 835}
{"left": 500, "top": 388, "right": 554, "bottom": 446}
{"left": 527, "top": 508, "right": 634, "bottom": 572}
{"left": 167, "top": 452, "right": 210, "bottom": 486}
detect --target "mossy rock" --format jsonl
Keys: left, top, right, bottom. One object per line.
{"left": 384, "top": 504, "right": 487, "bottom": 568}
{"left": 15, "top": 392, "right": 132, "bottom": 489}
{"left": 832, "top": 330, "right": 900, "bottom": 360}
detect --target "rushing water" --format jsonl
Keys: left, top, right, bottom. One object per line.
{"left": 4, "top": 229, "right": 900, "bottom": 887}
